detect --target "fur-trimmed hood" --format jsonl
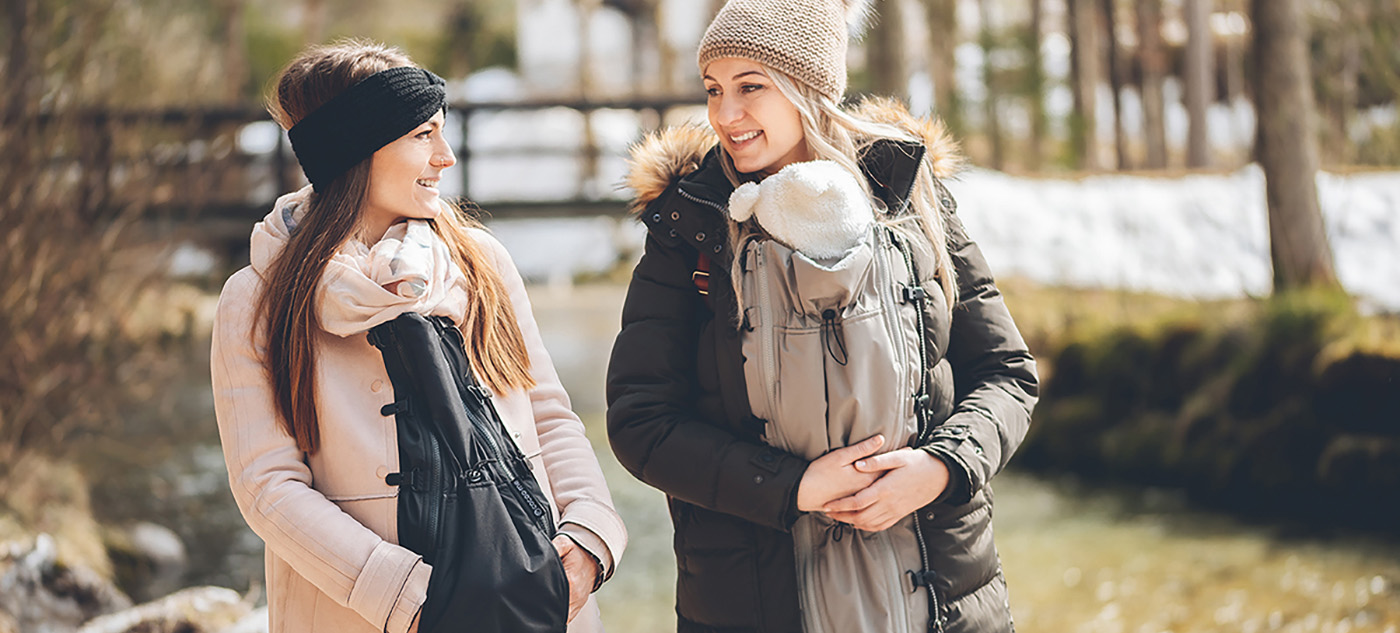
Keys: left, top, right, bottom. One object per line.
{"left": 623, "top": 96, "right": 964, "bottom": 213}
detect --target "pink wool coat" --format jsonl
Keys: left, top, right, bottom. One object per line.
{"left": 211, "top": 226, "right": 627, "bottom": 633}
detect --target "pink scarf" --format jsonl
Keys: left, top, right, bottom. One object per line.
{"left": 248, "top": 186, "right": 469, "bottom": 336}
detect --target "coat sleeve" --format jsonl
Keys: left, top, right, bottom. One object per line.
{"left": 918, "top": 190, "right": 1040, "bottom": 506}
{"left": 606, "top": 208, "right": 809, "bottom": 532}
{"left": 210, "top": 268, "right": 430, "bottom": 633}
{"left": 475, "top": 230, "right": 628, "bottom": 582}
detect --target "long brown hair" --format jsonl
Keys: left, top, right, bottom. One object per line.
{"left": 260, "top": 40, "right": 534, "bottom": 454}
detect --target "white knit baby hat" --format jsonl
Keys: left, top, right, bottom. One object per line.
{"left": 728, "top": 160, "right": 874, "bottom": 260}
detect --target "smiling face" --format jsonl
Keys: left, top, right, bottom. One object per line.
{"left": 704, "top": 58, "right": 812, "bottom": 177}
{"left": 362, "top": 110, "right": 455, "bottom": 240}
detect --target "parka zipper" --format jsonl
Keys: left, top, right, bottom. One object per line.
{"left": 677, "top": 186, "right": 726, "bottom": 215}
{"left": 890, "top": 225, "right": 944, "bottom": 632}
{"left": 895, "top": 231, "right": 934, "bottom": 447}
{"left": 912, "top": 517, "right": 945, "bottom": 632}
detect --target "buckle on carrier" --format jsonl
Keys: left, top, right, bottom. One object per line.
{"left": 907, "top": 568, "right": 939, "bottom": 591}
{"left": 692, "top": 269, "right": 710, "bottom": 296}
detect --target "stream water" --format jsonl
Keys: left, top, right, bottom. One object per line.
{"left": 86, "top": 283, "right": 1400, "bottom": 632}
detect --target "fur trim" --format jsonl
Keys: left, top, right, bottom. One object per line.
{"left": 852, "top": 96, "right": 965, "bottom": 180}
{"left": 623, "top": 99, "right": 964, "bottom": 211}
{"left": 845, "top": 0, "right": 877, "bottom": 41}
{"left": 623, "top": 123, "right": 715, "bottom": 214}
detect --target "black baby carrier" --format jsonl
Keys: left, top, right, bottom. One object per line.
{"left": 368, "top": 312, "right": 568, "bottom": 633}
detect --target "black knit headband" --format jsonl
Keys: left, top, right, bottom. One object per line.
{"left": 287, "top": 66, "right": 447, "bottom": 192}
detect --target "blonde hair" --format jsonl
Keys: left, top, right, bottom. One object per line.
{"left": 719, "top": 67, "right": 958, "bottom": 315}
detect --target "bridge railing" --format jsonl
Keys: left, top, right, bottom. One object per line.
{"left": 12, "top": 96, "right": 707, "bottom": 232}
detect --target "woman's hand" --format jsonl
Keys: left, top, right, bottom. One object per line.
{"left": 822, "top": 448, "right": 950, "bottom": 532}
{"left": 796, "top": 435, "right": 887, "bottom": 512}
{"left": 551, "top": 534, "right": 599, "bottom": 623}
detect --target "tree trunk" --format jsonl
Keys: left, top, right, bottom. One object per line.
{"left": 1102, "top": 0, "right": 1127, "bottom": 169}
{"left": 1184, "top": 0, "right": 1212, "bottom": 168}
{"left": 630, "top": 1, "right": 656, "bottom": 95}
{"left": 1329, "top": 2, "right": 1362, "bottom": 165}
{"left": 1068, "top": 0, "right": 1100, "bottom": 170}
{"left": 302, "top": 0, "right": 326, "bottom": 46}
{"left": 579, "top": 0, "right": 598, "bottom": 99}
{"left": 218, "top": 0, "right": 248, "bottom": 102}
{"left": 652, "top": 0, "right": 676, "bottom": 96}
{"left": 978, "top": 0, "right": 1002, "bottom": 169}
{"left": 579, "top": 0, "right": 600, "bottom": 196}
{"left": 922, "top": 0, "right": 962, "bottom": 135}
{"left": 1, "top": 0, "right": 39, "bottom": 215}
{"left": 1249, "top": 0, "right": 1339, "bottom": 291}
{"left": 870, "top": 0, "right": 909, "bottom": 99}
{"left": 2, "top": 0, "right": 37, "bottom": 126}
{"left": 1027, "top": 0, "right": 1046, "bottom": 171}
{"left": 1136, "top": 0, "right": 1168, "bottom": 168}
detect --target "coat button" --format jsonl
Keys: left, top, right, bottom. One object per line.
{"left": 713, "top": 244, "right": 723, "bottom": 253}
{"left": 695, "top": 232, "right": 706, "bottom": 242}
{"left": 753, "top": 474, "right": 765, "bottom": 484}
{"left": 370, "top": 380, "right": 383, "bottom": 393}
{"left": 671, "top": 211, "right": 681, "bottom": 221}
{"left": 651, "top": 212, "right": 661, "bottom": 222}
{"left": 925, "top": 511, "right": 936, "bottom": 520}
{"left": 376, "top": 465, "right": 389, "bottom": 478}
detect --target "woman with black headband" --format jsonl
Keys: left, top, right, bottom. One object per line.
{"left": 211, "top": 41, "right": 626, "bottom": 633}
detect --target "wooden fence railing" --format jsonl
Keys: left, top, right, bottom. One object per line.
{"left": 15, "top": 96, "right": 706, "bottom": 238}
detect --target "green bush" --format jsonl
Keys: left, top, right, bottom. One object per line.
{"left": 1020, "top": 290, "right": 1400, "bottom": 531}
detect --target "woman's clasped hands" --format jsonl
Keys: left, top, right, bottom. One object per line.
{"left": 795, "top": 434, "right": 952, "bottom": 533}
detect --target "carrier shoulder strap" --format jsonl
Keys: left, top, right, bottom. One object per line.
{"left": 693, "top": 252, "right": 711, "bottom": 296}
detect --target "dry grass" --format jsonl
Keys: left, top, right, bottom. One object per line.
{"left": 0, "top": 454, "right": 111, "bottom": 578}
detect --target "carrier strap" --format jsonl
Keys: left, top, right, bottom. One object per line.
{"left": 693, "top": 253, "right": 711, "bottom": 296}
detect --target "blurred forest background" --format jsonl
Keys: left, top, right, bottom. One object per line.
{"left": 1, "top": 0, "right": 1398, "bottom": 632}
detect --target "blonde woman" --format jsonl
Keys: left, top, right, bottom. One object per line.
{"left": 606, "top": 1, "right": 1037, "bottom": 631}
{"left": 212, "top": 41, "right": 626, "bottom": 632}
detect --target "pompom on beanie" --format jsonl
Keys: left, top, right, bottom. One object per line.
{"left": 697, "top": 0, "right": 875, "bottom": 102}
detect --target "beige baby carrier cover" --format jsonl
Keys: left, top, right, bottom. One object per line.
{"left": 738, "top": 224, "right": 934, "bottom": 633}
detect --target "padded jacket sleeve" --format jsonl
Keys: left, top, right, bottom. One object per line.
{"left": 606, "top": 208, "right": 808, "bottom": 532}
{"left": 919, "top": 198, "right": 1040, "bottom": 506}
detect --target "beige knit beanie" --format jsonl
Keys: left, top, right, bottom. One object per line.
{"left": 698, "top": 0, "right": 875, "bottom": 102}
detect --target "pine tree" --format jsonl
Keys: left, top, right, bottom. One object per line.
{"left": 1249, "top": 0, "right": 1340, "bottom": 291}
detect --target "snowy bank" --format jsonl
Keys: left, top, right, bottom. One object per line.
{"left": 483, "top": 166, "right": 1400, "bottom": 314}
